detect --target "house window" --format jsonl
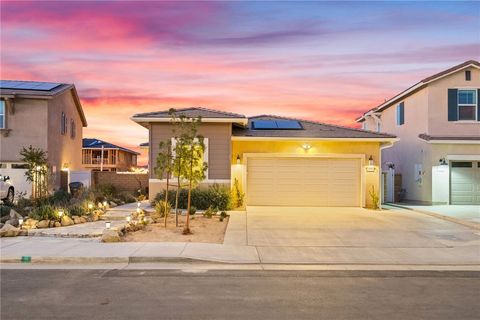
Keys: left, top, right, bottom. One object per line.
{"left": 70, "top": 119, "right": 76, "bottom": 139}
{"left": 396, "top": 102, "right": 405, "bottom": 125}
{"left": 465, "top": 70, "right": 471, "bottom": 81}
{"left": 458, "top": 89, "right": 477, "bottom": 121}
{"left": 61, "top": 112, "right": 68, "bottom": 135}
{"left": 0, "top": 100, "right": 5, "bottom": 129}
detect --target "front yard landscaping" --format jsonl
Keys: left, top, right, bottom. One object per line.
{"left": 123, "top": 214, "right": 229, "bottom": 243}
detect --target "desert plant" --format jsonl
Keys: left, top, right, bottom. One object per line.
{"left": 51, "top": 189, "right": 72, "bottom": 206}
{"left": 203, "top": 206, "right": 217, "bottom": 219}
{"left": 20, "top": 145, "right": 49, "bottom": 198}
{"left": 69, "top": 204, "right": 87, "bottom": 217}
{"left": 230, "top": 178, "right": 244, "bottom": 209}
{"left": 188, "top": 206, "right": 197, "bottom": 215}
{"left": 154, "top": 200, "right": 171, "bottom": 218}
{"left": 369, "top": 186, "right": 380, "bottom": 210}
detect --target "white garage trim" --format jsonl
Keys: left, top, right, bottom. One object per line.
{"left": 242, "top": 153, "right": 366, "bottom": 207}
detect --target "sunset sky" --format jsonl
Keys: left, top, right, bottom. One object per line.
{"left": 1, "top": 1, "right": 479, "bottom": 164}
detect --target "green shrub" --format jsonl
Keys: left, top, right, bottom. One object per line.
{"left": 51, "top": 189, "right": 71, "bottom": 206}
{"left": 69, "top": 205, "right": 87, "bottom": 217}
{"left": 97, "top": 184, "right": 117, "bottom": 200}
{"left": 189, "top": 206, "right": 197, "bottom": 215}
{"left": 30, "top": 205, "right": 57, "bottom": 221}
{"left": 117, "top": 191, "right": 137, "bottom": 204}
{"left": 0, "top": 204, "right": 12, "bottom": 218}
{"left": 154, "top": 184, "right": 232, "bottom": 210}
{"left": 219, "top": 211, "right": 228, "bottom": 222}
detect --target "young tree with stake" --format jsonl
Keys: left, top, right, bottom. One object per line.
{"left": 154, "top": 139, "right": 174, "bottom": 228}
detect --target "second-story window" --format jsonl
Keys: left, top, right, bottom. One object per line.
{"left": 0, "top": 100, "right": 5, "bottom": 129}
{"left": 458, "top": 89, "right": 477, "bottom": 121}
{"left": 61, "top": 112, "right": 67, "bottom": 135}
{"left": 70, "top": 119, "right": 76, "bottom": 139}
{"left": 465, "top": 70, "right": 471, "bottom": 81}
{"left": 396, "top": 102, "right": 405, "bottom": 125}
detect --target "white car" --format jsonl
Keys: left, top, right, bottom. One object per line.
{"left": 0, "top": 175, "right": 14, "bottom": 203}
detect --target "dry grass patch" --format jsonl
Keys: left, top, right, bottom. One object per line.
{"left": 123, "top": 214, "right": 229, "bottom": 243}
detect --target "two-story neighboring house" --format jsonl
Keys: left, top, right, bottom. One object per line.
{"left": 0, "top": 80, "right": 87, "bottom": 195}
{"left": 82, "top": 138, "right": 139, "bottom": 172}
{"left": 357, "top": 60, "right": 480, "bottom": 205}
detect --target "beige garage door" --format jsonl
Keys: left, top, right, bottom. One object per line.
{"left": 246, "top": 157, "right": 361, "bottom": 207}
{"left": 450, "top": 161, "right": 480, "bottom": 205}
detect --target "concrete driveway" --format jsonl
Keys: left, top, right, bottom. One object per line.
{"left": 246, "top": 206, "right": 479, "bottom": 248}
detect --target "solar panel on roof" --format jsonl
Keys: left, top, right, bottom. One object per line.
{"left": 276, "top": 120, "right": 302, "bottom": 129}
{"left": 0, "top": 80, "right": 61, "bottom": 91}
{"left": 251, "top": 119, "right": 303, "bottom": 130}
{"left": 252, "top": 120, "right": 278, "bottom": 129}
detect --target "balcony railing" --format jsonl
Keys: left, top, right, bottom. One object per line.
{"left": 82, "top": 157, "right": 116, "bottom": 165}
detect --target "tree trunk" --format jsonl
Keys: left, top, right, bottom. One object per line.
{"left": 164, "top": 174, "right": 169, "bottom": 228}
{"left": 175, "top": 176, "right": 181, "bottom": 227}
{"left": 183, "top": 148, "right": 194, "bottom": 235}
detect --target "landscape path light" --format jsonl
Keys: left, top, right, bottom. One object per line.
{"left": 58, "top": 209, "right": 64, "bottom": 218}
{"left": 18, "top": 217, "right": 24, "bottom": 227}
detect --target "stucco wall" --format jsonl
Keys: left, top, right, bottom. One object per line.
{"left": 93, "top": 171, "right": 148, "bottom": 193}
{"left": 149, "top": 122, "right": 232, "bottom": 180}
{"left": 47, "top": 89, "right": 84, "bottom": 189}
{"left": 428, "top": 67, "right": 480, "bottom": 136}
{"left": 231, "top": 140, "right": 381, "bottom": 208}
{"left": 0, "top": 98, "right": 48, "bottom": 162}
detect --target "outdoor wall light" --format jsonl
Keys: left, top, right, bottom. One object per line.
{"left": 236, "top": 154, "right": 241, "bottom": 164}
{"left": 439, "top": 158, "right": 448, "bottom": 166}
{"left": 366, "top": 155, "right": 375, "bottom": 172}
{"left": 105, "top": 221, "right": 111, "bottom": 229}
{"left": 302, "top": 143, "right": 311, "bottom": 151}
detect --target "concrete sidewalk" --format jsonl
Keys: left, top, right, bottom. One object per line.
{"left": 1, "top": 236, "right": 479, "bottom": 266}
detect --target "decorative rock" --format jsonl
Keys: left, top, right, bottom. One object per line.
{"left": 18, "top": 229, "right": 28, "bottom": 236}
{"left": 79, "top": 217, "right": 87, "bottom": 224}
{"left": 109, "top": 201, "right": 117, "bottom": 208}
{"left": 54, "top": 222, "right": 61, "bottom": 227}
{"left": 0, "top": 224, "right": 19, "bottom": 237}
{"left": 73, "top": 216, "right": 82, "bottom": 224}
{"left": 5, "top": 218, "right": 19, "bottom": 227}
{"left": 101, "top": 229, "right": 121, "bottom": 243}
{"left": 10, "top": 209, "right": 23, "bottom": 220}
{"left": 61, "top": 215, "right": 74, "bottom": 226}
{"left": 49, "top": 220, "right": 56, "bottom": 228}
{"left": 24, "top": 219, "right": 38, "bottom": 229}
{"left": 37, "top": 220, "right": 50, "bottom": 228}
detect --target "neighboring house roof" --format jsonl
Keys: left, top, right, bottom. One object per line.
{"left": 131, "top": 107, "right": 248, "bottom": 127}
{"left": 139, "top": 142, "right": 149, "bottom": 147}
{"left": 83, "top": 138, "right": 140, "bottom": 155}
{"left": 356, "top": 60, "right": 480, "bottom": 122}
{"left": 0, "top": 80, "right": 88, "bottom": 127}
{"left": 232, "top": 115, "right": 397, "bottom": 140}
{"left": 418, "top": 134, "right": 480, "bottom": 142}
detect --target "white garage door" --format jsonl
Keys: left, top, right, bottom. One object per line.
{"left": 451, "top": 161, "right": 480, "bottom": 205}
{"left": 246, "top": 157, "right": 361, "bottom": 207}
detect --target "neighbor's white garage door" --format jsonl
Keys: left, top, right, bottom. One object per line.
{"left": 246, "top": 157, "right": 361, "bottom": 207}
{"left": 450, "top": 161, "right": 480, "bottom": 205}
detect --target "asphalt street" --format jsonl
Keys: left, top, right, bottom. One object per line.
{"left": 1, "top": 269, "right": 479, "bottom": 320}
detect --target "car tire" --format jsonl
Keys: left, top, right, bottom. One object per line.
{"left": 6, "top": 188, "right": 14, "bottom": 203}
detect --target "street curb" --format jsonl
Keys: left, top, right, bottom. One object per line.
{"left": 386, "top": 204, "right": 480, "bottom": 231}
{"left": 0, "top": 257, "right": 129, "bottom": 264}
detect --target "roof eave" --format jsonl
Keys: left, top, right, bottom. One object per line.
{"left": 131, "top": 116, "right": 248, "bottom": 126}
{"left": 231, "top": 136, "right": 398, "bottom": 142}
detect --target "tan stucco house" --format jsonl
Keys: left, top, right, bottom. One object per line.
{"left": 82, "top": 138, "right": 139, "bottom": 172}
{"left": 132, "top": 107, "right": 397, "bottom": 208}
{"left": 357, "top": 60, "right": 480, "bottom": 205}
{"left": 0, "top": 80, "right": 87, "bottom": 194}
